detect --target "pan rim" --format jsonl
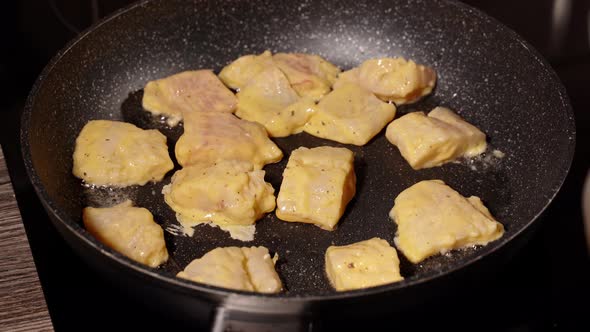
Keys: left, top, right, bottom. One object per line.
{"left": 20, "top": 0, "right": 576, "bottom": 305}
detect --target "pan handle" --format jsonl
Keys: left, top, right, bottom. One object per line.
{"left": 211, "top": 306, "right": 314, "bottom": 332}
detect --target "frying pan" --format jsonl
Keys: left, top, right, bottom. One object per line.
{"left": 21, "top": 0, "right": 575, "bottom": 330}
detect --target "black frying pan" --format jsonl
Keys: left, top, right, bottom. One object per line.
{"left": 21, "top": 0, "right": 575, "bottom": 330}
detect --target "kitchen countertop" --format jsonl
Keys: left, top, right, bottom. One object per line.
{"left": 0, "top": 148, "right": 53, "bottom": 331}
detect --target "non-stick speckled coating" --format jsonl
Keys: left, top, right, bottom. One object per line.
{"left": 23, "top": 0, "right": 574, "bottom": 302}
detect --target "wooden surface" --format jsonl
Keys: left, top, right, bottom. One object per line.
{"left": 0, "top": 147, "right": 53, "bottom": 331}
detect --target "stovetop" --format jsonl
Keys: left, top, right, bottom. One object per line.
{"left": 2, "top": 1, "right": 589, "bottom": 331}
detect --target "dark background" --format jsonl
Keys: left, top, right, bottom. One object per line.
{"left": 2, "top": 0, "right": 589, "bottom": 331}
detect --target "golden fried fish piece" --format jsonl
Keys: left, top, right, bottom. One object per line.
{"left": 142, "top": 70, "right": 236, "bottom": 126}
{"left": 303, "top": 83, "right": 396, "bottom": 146}
{"left": 177, "top": 246, "right": 282, "bottom": 293}
{"left": 163, "top": 160, "right": 276, "bottom": 241}
{"left": 325, "top": 238, "right": 403, "bottom": 291}
{"left": 175, "top": 111, "right": 283, "bottom": 169}
{"left": 235, "top": 66, "right": 316, "bottom": 137}
{"left": 390, "top": 180, "right": 504, "bottom": 263}
{"left": 83, "top": 201, "right": 168, "bottom": 267}
{"left": 276, "top": 146, "right": 356, "bottom": 231}
{"left": 73, "top": 120, "right": 173, "bottom": 187}
{"left": 218, "top": 50, "right": 275, "bottom": 91}
{"left": 273, "top": 52, "right": 341, "bottom": 101}
{"left": 386, "top": 107, "right": 486, "bottom": 169}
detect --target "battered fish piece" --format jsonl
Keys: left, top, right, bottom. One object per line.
{"left": 177, "top": 246, "right": 282, "bottom": 293}
{"left": 235, "top": 66, "right": 316, "bottom": 137}
{"left": 276, "top": 147, "right": 356, "bottom": 231}
{"left": 303, "top": 82, "right": 396, "bottom": 145}
{"left": 325, "top": 238, "right": 403, "bottom": 291}
{"left": 386, "top": 107, "right": 487, "bottom": 169}
{"left": 332, "top": 68, "right": 360, "bottom": 88}
{"left": 175, "top": 111, "right": 283, "bottom": 169}
{"left": 273, "top": 52, "right": 341, "bottom": 100}
{"left": 83, "top": 201, "right": 169, "bottom": 267}
{"left": 218, "top": 50, "right": 275, "bottom": 90}
{"left": 334, "top": 57, "right": 436, "bottom": 104}
{"left": 390, "top": 180, "right": 504, "bottom": 263}
{"left": 72, "top": 120, "right": 173, "bottom": 187}
{"left": 219, "top": 51, "right": 341, "bottom": 101}
{"left": 222, "top": 51, "right": 340, "bottom": 136}
{"left": 142, "top": 70, "right": 237, "bottom": 126}
{"left": 162, "top": 160, "right": 276, "bottom": 241}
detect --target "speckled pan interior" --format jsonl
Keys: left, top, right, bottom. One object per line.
{"left": 22, "top": 0, "right": 575, "bottom": 298}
